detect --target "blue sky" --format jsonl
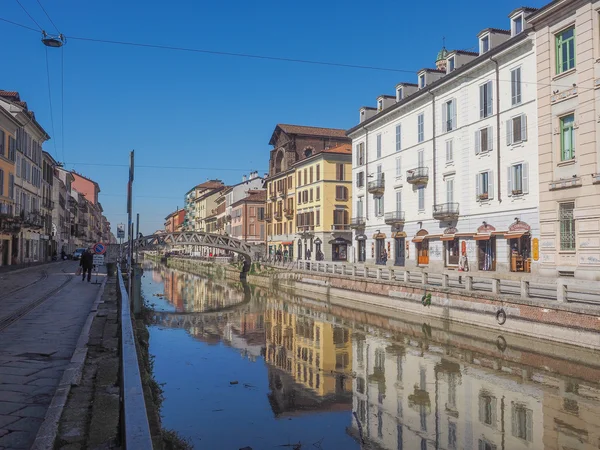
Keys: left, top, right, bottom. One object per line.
{"left": 2, "top": 0, "right": 546, "bottom": 235}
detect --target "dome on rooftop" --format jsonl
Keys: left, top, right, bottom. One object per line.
{"left": 436, "top": 46, "right": 448, "bottom": 62}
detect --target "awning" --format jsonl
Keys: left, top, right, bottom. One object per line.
{"left": 393, "top": 231, "right": 407, "bottom": 238}
{"left": 355, "top": 234, "right": 367, "bottom": 241}
{"left": 329, "top": 237, "right": 350, "bottom": 245}
{"left": 474, "top": 234, "right": 492, "bottom": 241}
{"left": 440, "top": 235, "right": 456, "bottom": 241}
{"left": 505, "top": 231, "right": 529, "bottom": 239}
{"left": 412, "top": 236, "right": 425, "bottom": 243}
{"left": 281, "top": 241, "right": 293, "bottom": 245}
{"left": 373, "top": 233, "right": 386, "bottom": 239}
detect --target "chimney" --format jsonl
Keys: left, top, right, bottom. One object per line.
{"left": 242, "top": 175, "right": 247, "bottom": 182}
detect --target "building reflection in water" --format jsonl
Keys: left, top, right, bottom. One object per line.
{"left": 146, "top": 263, "right": 600, "bottom": 449}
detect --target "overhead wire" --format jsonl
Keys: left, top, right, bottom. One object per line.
{"left": 44, "top": 46, "right": 58, "bottom": 158}
{"left": 35, "top": 0, "right": 60, "bottom": 34}
{"left": 0, "top": 16, "right": 38, "bottom": 31}
{"left": 61, "top": 45, "right": 65, "bottom": 164}
{"left": 62, "top": 162, "right": 266, "bottom": 172}
{"left": 14, "top": 0, "right": 42, "bottom": 30}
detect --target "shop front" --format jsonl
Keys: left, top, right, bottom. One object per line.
{"left": 373, "top": 233, "right": 386, "bottom": 264}
{"left": 441, "top": 227, "right": 459, "bottom": 267}
{"left": 393, "top": 231, "right": 406, "bottom": 266}
{"left": 355, "top": 234, "right": 366, "bottom": 262}
{"left": 281, "top": 241, "right": 294, "bottom": 262}
{"left": 413, "top": 229, "right": 429, "bottom": 266}
{"left": 329, "top": 237, "right": 349, "bottom": 262}
{"left": 505, "top": 220, "right": 531, "bottom": 273}
{"left": 475, "top": 223, "right": 496, "bottom": 271}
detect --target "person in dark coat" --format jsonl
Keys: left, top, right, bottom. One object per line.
{"left": 80, "top": 248, "right": 94, "bottom": 282}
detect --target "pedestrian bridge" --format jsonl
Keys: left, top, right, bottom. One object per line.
{"left": 125, "top": 231, "right": 254, "bottom": 263}
{"left": 151, "top": 307, "right": 254, "bottom": 329}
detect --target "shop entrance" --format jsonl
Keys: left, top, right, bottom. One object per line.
{"left": 394, "top": 233, "right": 405, "bottom": 266}
{"left": 356, "top": 236, "right": 366, "bottom": 262}
{"left": 477, "top": 237, "right": 496, "bottom": 271}
{"left": 413, "top": 230, "right": 429, "bottom": 266}
{"left": 506, "top": 220, "right": 531, "bottom": 273}
{"left": 444, "top": 238, "right": 460, "bottom": 267}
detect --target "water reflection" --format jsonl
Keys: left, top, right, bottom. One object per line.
{"left": 144, "top": 262, "right": 600, "bottom": 450}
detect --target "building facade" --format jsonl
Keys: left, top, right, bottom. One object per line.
{"left": 164, "top": 208, "right": 186, "bottom": 233}
{"left": 0, "top": 104, "right": 19, "bottom": 266}
{"left": 230, "top": 189, "right": 266, "bottom": 245}
{"left": 41, "top": 151, "right": 57, "bottom": 259}
{"left": 349, "top": 8, "right": 540, "bottom": 275}
{"left": 224, "top": 172, "right": 264, "bottom": 235}
{"left": 530, "top": 0, "right": 600, "bottom": 280}
{"left": 265, "top": 124, "right": 351, "bottom": 260}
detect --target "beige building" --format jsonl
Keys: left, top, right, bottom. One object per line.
{"left": 531, "top": 0, "right": 600, "bottom": 280}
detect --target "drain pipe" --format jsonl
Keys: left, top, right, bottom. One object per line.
{"left": 363, "top": 125, "right": 369, "bottom": 221}
{"left": 490, "top": 56, "right": 502, "bottom": 203}
{"left": 428, "top": 90, "right": 437, "bottom": 206}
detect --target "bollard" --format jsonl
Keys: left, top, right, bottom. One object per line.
{"left": 132, "top": 263, "right": 143, "bottom": 316}
{"left": 491, "top": 278, "right": 500, "bottom": 294}
{"left": 442, "top": 274, "right": 449, "bottom": 288}
{"left": 520, "top": 279, "right": 530, "bottom": 299}
{"left": 465, "top": 276, "right": 473, "bottom": 291}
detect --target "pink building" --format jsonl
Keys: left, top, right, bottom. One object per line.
{"left": 230, "top": 190, "right": 266, "bottom": 245}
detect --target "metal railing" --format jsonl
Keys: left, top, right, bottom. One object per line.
{"left": 384, "top": 211, "right": 405, "bottom": 225}
{"left": 350, "top": 217, "right": 366, "bottom": 228}
{"left": 406, "top": 167, "right": 429, "bottom": 184}
{"left": 367, "top": 174, "right": 385, "bottom": 194}
{"left": 117, "top": 265, "right": 153, "bottom": 449}
{"left": 432, "top": 202, "right": 460, "bottom": 219}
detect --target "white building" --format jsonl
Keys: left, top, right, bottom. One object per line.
{"left": 349, "top": 7, "right": 540, "bottom": 275}
{"left": 224, "top": 171, "right": 264, "bottom": 235}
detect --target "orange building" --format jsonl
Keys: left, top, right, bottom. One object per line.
{"left": 164, "top": 208, "right": 185, "bottom": 233}
{"left": 0, "top": 105, "right": 19, "bottom": 266}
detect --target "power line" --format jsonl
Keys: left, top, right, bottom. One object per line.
{"left": 0, "top": 16, "right": 38, "bottom": 32}
{"left": 14, "top": 0, "right": 42, "bottom": 30}
{"left": 44, "top": 46, "right": 58, "bottom": 158}
{"left": 63, "top": 161, "right": 267, "bottom": 172}
{"left": 61, "top": 46, "right": 65, "bottom": 164}
{"left": 35, "top": 0, "right": 60, "bottom": 33}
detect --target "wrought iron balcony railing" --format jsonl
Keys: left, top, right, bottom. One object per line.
{"left": 384, "top": 211, "right": 405, "bottom": 225}
{"left": 432, "top": 202, "right": 460, "bottom": 220}
{"left": 367, "top": 174, "right": 385, "bottom": 196}
{"left": 406, "top": 167, "right": 429, "bottom": 185}
{"left": 350, "top": 217, "right": 366, "bottom": 229}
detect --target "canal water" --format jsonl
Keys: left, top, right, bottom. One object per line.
{"left": 142, "top": 261, "right": 600, "bottom": 450}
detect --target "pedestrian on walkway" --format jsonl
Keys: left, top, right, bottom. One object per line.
{"left": 80, "top": 248, "right": 94, "bottom": 282}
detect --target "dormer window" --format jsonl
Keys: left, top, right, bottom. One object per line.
{"left": 448, "top": 56, "right": 455, "bottom": 73}
{"left": 419, "top": 74, "right": 426, "bottom": 89}
{"left": 378, "top": 99, "right": 383, "bottom": 111}
{"left": 397, "top": 87, "right": 404, "bottom": 102}
{"left": 480, "top": 35, "right": 490, "bottom": 54}
{"left": 512, "top": 15, "right": 523, "bottom": 35}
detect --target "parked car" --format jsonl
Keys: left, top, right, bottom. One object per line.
{"left": 73, "top": 248, "right": 86, "bottom": 260}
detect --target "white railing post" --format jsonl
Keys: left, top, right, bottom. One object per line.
{"left": 404, "top": 270, "right": 410, "bottom": 283}
{"left": 365, "top": 267, "right": 369, "bottom": 278}
{"left": 520, "top": 279, "right": 530, "bottom": 299}
{"left": 389, "top": 269, "right": 395, "bottom": 281}
{"left": 377, "top": 268, "right": 382, "bottom": 279}
{"left": 442, "top": 274, "right": 449, "bottom": 288}
{"left": 491, "top": 278, "right": 500, "bottom": 294}
{"left": 557, "top": 280, "right": 567, "bottom": 302}
{"left": 465, "top": 276, "right": 473, "bottom": 291}
{"left": 422, "top": 271, "right": 428, "bottom": 285}
{"left": 352, "top": 265, "right": 357, "bottom": 277}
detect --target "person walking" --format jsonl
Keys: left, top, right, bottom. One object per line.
{"left": 80, "top": 248, "right": 94, "bottom": 282}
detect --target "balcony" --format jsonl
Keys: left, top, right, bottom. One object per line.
{"left": 269, "top": 191, "right": 277, "bottom": 201}
{"left": 284, "top": 208, "right": 294, "bottom": 219}
{"left": 367, "top": 174, "right": 385, "bottom": 196}
{"left": 274, "top": 211, "right": 283, "bottom": 221}
{"left": 350, "top": 217, "right": 366, "bottom": 229}
{"left": 406, "top": 167, "right": 429, "bottom": 185}
{"left": 331, "top": 224, "right": 350, "bottom": 231}
{"left": 297, "top": 225, "right": 315, "bottom": 232}
{"left": 265, "top": 213, "right": 273, "bottom": 222}
{"left": 432, "top": 202, "right": 460, "bottom": 220}
{"left": 79, "top": 218, "right": 88, "bottom": 227}
{"left": 384, "top": 211, "right": 405, "bottom": 225}
{"left": 42, "top": 199, "right": 55, "bottom": 210}
{"left": 24, "top": 211, "right": 43, "bottom": 229}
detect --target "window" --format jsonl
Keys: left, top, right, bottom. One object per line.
{"left": 258, "top": 207, "right": 265, "bottom": 220}
{"left": 476, "top": 171, "right": 494, "bottom": 200}
{"left": 395, "top": 157, "right": 402, "bottom": 178}
{"left": 480, "top": 81, "right": 493, "bottom": 118}
{"left": 418, "top": 113, "right": 424, "bottom": 143}
{"left": 374, "top": 197, "right": 384, "bottom": 216}
{"left": 511, "top": 404, "right": 533, "bottom": 442}
{"left": 316, "top": 164, "right": 320, "bottom": 181}
{"left": 556, "top": 27, "right": 575, "bottom": 74}
{"left": 446, "top": 139, "right": 453, "bottom": 163}
{"left": 297, "top": 172, "right": 301, "bottom": 186}
{"left": 356, "top": 171, "right": 365, "bottom": 188}
{"left": 357, "top": 198, "right": 364, "bottom": 217}
{"left": 316, "top": 187, "right": 320, "bottom": 200}
{"left": 511, "top": 67, "right": 522, "bottom": 105}
{"left": 310, "top": 189, "right": 313, "bottom": 202}
{"left": 443, "top": 99, "right": 456, "bottom": 132}
{"left": 560, "top": 202, "right": 575, "bottom": 251}
{"left": 335, "top": 186, "right": 348, "bottom": 200}
{"left": 297, "top": 192, "right": 301, "bottom": 204}
{"left": 9, "top": 174, "right": 14, "bottom": 200}
{"left": 560, "top": 114, "right": 575, "bottom": 161}
{"left": 316, "top": 209, "right": 320, "bottom": 226}
{"left": 475, "top": 126, "right": 493, "bottom": 154}
{"left": 479, "top": 393, "right": 497, "bottom": 426}
{"left": 397, "top": 87, "right": 403, "bottom": 101}
{"left": 8, "top": 136, "right": 16, "bottom": 161}
{"left": 395, "top": 190, "right": 402, "bottom": 212}
{"left": 507, "top": 114, "right": 527, "bottom": 145}
{"left": 310, "top": 167, "right": 313, "bottom": 183}
{"left": 418, "top": 149, "right": 424, "bottom": 167}
{"left": 507, "top": 162, "right": 529, "bottom": 196}
{"left": 0, "top": 129, "right": 4, "bottom": 157}
{"left": 376, "top": 134, "right": 382, "bottom": 158}
{"left": 448, "top": 56, "right": 455, "bottom": 73}
{"left": 480, "top": 35, "right": 490, "bottom": 54}
{"left": 418, "top": 186, "right": 425, "bottom": 210}
{"left": 419, "top": 74, "right": 426, "bottom": 88}
{"left": 395, "top": 124, "right": 402, "bottom": 151}
{"left": 357, "top": 143, "right": 365, "bottom": 165}
{"left": 448, "top": 422, "right": 457, "bottom": 449}
{"left": 333, "top": 209, "right": 349, "bottom": 226}
{"left": 336, "top": 164, "right": 345, "bottom": 181}
{"left": 446, "top": 178, "right": 454, "bottom": 203}
{"left": 0, "top": 169, "right": 3, "bottom": 196}
{"left": 513, "top": 15, "right": 523, "bottom": 35}
{"left": 378, "top": 99, "right": 383, "bottom": 111}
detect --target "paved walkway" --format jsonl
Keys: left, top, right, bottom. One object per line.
{"left": 0, "top": 261, "right": 105, "bottom": 449}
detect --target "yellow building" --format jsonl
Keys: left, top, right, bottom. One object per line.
{"left": 0, "top": 106, "right": 19, "bottom": 266}
{"left": 265, "top": 124, "right": 351, "bottom": 260}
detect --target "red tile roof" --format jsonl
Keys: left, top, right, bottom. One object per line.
{"left": 195, "top": 180, "right": 224, "bottom": 190}
{"left": 323, "top": 144, "right": 352, "bottom": 155}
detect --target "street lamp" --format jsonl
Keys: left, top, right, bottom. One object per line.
{"left": 41, "top": 31, "right": 66, "bottom": 48}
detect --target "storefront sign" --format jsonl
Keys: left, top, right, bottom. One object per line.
{"left": 532, "top": 238, "right": 539, "bottom": 261}
{"left": 443, "top": 226, "right": 458, "bottom": 235}
{"left": 406, "top": 241, "right": 409, "bottom": 258}
{"left": 371, "top": 242, "right": 374, "bottom": 258}
{"left": 508, "top": 220, "right": 531, "bottom": 232}
{"left": 477, "top": 223, "right": 496, "bottom": 233}
{"left": 461, "top": 241, "right": 467, "bottom": 256}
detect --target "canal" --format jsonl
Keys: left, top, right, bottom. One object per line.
{"left": 142, "top": 261, "right": 600, "bottom": 450}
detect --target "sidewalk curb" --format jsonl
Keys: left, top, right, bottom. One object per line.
{"left": 31, "top": 275, "right": 108, "bottom": 450}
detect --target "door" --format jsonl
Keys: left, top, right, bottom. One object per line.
{"left": 417, "top": 241, "right": 429, "bottom": 265}
{"left": 376, "top": 239, "right": 386, "bottom": 264}
{"left": 395, "top": 238, "right": 405, "bottom": 266}
{"left": 1, "top": 240, "right": 8, "bottom": 266}
{"left": 358, "top": 240, "right": 366, "bottom": 262}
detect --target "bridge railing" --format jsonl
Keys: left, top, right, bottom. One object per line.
{"left": 117, "top": 265, "right": 153, "bottom": 448}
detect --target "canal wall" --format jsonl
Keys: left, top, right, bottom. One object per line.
{"left": 162, "top": 257, "right": 600, "bottom": 351}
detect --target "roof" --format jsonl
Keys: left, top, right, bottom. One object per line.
{"left": 360, "top": 106, "right": 377, "bottom": 111}
{"left": 0, "top": 90, "right": 49, "bottom": 138}
{"left": 347, "top": 30, "right": 530, "bottom": 135}
{"left": 269, "top": 124, "right": 349, "bottom": 145}
{"left": 194, "top": 180, "right": 224, "bottom": 190}
{"left": 450, "top": 49, "right": 480, "bottom": 57}
{"left": 436, "top": 47, "right": 449, "bottom": 61}
{"left": 323, "top": 144, "right": 352, "bottom": 155}
{"left": 419, "top": 68, "right": 446, "bottom": 74}
{"left": 478, "top": 27, "right": 511, "bottom": 37}
{"left": 396, "top": 82, "right": 419, "bottom": 87}
{"left": 377, "top": 95, "right": 396, "bottom": 99}
{"left": 231, "top": 189, "right": 267, "bottom": 207}
{"left": 71, "top": 172, "right": 101, "bottom": 191}
{"left": 509, "top": 6, "right": 538, "bottom": 17}
{"left": 527, "top": 0, "right": 567, "bottom": 23}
